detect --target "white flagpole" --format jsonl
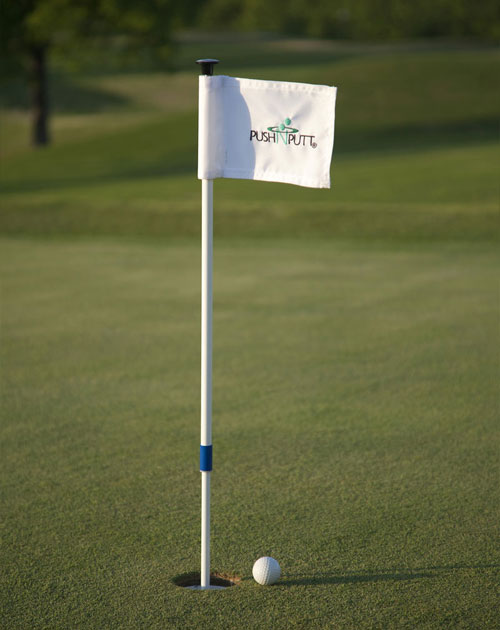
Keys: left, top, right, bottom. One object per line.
{"left": 197, "top": 59, "right": 218, "bottom": 590}
{"left": 200, "top": 177, "right": 213, "bottom": 589}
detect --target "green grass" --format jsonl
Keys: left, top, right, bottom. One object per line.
{"left": 1, "top": 35, "right": 499, "bottom": 629}
{"left": 1, "top": 238, "right": 498, "bottom": 629}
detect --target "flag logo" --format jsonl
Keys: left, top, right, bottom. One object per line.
{"left": 267, "top": 117, "right": 298, "bottom": 143}
{"left": 250, "top": 117, "right": 318, "bottom": 148}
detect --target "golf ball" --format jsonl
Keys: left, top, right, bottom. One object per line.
{"left": 252, "top": 556, "right": 281, "bottom": 585}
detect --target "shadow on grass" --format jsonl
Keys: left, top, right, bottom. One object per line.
{"left": 0, "top": 156, "right": 196, "bottom": 195}
{"left": 1, "top": 115, "right": 497, "bottom": 197}
{"left": 0, "top": 73, "right": 130, "bottom": 113}
{"left": 336, "top": 116, "right": 499, "bottom": 156}
{"left": 281, "top": 570, "right": 434, "bottom": 586}
{"left": 280, "top": 563, "right": 499, "bottom": 587}
{"left": 172, "top": 35, "right": 492, "bottom": 74}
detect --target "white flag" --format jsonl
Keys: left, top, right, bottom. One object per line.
{"left": 198, "top": 75, "right": 337, "bottom": 189}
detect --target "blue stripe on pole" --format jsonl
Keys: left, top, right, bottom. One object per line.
{"left": 200, "top": 445, "right": 213, "bottom": 471}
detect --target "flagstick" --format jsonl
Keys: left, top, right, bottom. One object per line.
{"left": 200, "top": 177, "right": 213, "bottom": 589}
{"left": 197, "top": 59, "right": 219, "bottom": 590}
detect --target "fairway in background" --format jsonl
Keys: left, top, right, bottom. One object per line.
{"left": 1, "top": 42, "right": 498, "bottom": 241}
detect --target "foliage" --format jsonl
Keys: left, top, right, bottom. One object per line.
{"left": 195, "top": 0, "right": 500, "bottom": 41}
{"left": 0, "top": 0, "right": 176, "bottom": 75}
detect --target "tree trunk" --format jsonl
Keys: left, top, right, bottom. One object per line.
{"left": 30, "top": 44, "right": 50, "bottom": 147}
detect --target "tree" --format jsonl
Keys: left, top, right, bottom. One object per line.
{"left": 0, "top": 0, "right": 175, "bottom": 147}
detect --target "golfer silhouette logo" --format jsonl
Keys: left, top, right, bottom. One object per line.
{"left": 267, "top": 117, "right": 299, "bottom": 145}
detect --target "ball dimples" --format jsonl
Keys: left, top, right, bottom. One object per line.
{"left": 252, "top": 556, "right": 281, "bottom": 585}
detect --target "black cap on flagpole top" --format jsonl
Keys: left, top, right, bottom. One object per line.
{"left": 196, "top": 59, "right": 219, "bottom": 76}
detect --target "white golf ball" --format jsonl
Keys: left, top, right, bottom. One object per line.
{"left": 252, "top": 556, "right": 281, "bottom": 585}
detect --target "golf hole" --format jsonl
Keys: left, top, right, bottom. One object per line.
{"left": 173, "top": 572, "right": 240, "bottom": 590}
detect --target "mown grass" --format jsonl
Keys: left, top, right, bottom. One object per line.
{"left": 1, "top": 35, "right": 499, "bottom": 629}
{"left": 1, "top": 237, "right": 498, "bottom": 629}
